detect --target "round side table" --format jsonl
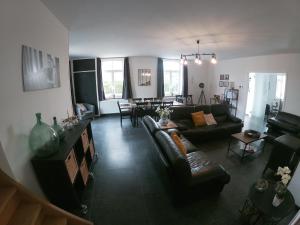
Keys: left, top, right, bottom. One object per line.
{"left": 240, "top": 183, "right": 295, "bottom": 225}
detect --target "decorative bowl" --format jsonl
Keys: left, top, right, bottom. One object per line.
{"left": 255, "top": 179, "right": 269, "bottom": 192}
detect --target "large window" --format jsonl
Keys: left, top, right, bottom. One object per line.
{"left": 102, "top": 59, "right": 124, "bottom": 99}
{"left": 163, "top": 60, "right": 182, "bottom": 96}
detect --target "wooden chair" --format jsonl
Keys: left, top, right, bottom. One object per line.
{"left": 134, "top": 102, "right": 148, "bottom": 127}
{"left": 144, "top": 97, "right": 154, "bottom": 102}
{"left": 117, "top": 101, "right": 133, "bottom": 127}
{"left": 132, "top": 98, "right": 142, "bottom": 102}
{"left": 162, "top": 101, "right": 173, "bottom": 107}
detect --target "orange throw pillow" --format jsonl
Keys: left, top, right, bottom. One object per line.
{"left": 191, "top": 111, "right": 206, "bottom": 127}
{"left": 171, "top": 133, "right": 187, "bottom": 156}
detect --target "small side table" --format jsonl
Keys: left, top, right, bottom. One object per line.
{"left": 157, "top": 120, "right": 178, "bottom": 130}
{"left": 227, "top": 132, "right": 267, "bottom": 161}
{"left": 240, "top": 183, "right": 295, "bottom": 225}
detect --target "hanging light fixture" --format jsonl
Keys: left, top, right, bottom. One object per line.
{"left": 180, "top": 40, "right": 217, "bottom": 65}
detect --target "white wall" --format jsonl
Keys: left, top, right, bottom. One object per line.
{"left": 100, "top": 56, "right": 210, "bottom": 114}
{"left": 209, "top": 54, "right": 300, "bottom": 118}
{"left": 0, "top": 0, "right": 72, "bottom": 195}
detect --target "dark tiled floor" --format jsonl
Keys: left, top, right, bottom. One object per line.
{"left": 82, "top": 115, "right": 295, "bottom": 225}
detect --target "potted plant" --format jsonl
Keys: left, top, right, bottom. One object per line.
{"left": 272, "top": 166, "right": 292, "bottom": 207}
{"left": 155, "top": 106, "right": 173, "bottom": 125}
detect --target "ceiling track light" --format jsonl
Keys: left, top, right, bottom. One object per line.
{"left": 180, "top": 40, "right": 217, "bottom": 65}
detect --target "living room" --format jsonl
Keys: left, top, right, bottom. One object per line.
{"left": 1, "top": 0, "right": 300, "bottom": 225}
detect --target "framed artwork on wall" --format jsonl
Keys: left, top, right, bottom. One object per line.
{"left": 223, "top": 81, "right": 229, "bottom": 87}
{"left": 225, "top": 74, "right": 229, "bottom": 80}
{"left": 219, "top": 81, "right": 224, "bottom": 87}
{"left": 138, "top": 69, "right": 151, "bottom": 86}
{"left": 220, "top": 74, "right": 225, "bottom": 80}
{"left": 22, "top": 45, "right": 60, "bottom": 92}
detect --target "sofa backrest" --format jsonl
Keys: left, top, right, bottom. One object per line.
{"left": 194, "top": 105, "right": 211, "bottom": 114}
{"left": 170, "top": 106, "right": 195, "bottom": 121}
{"left": 143, "top": 115, "right": 160, "bottom": 134}
{"left": 276, "top": 111, "right": 300, "bottom": 125}
{"left": 155, "top": 131, "right": 191, "bottom": 181}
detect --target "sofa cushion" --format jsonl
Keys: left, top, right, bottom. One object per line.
{"left": 174, "top": 119, "right": 194, "bottom": 130}
{"left": 276, "top": 112, "right": 300, "bottom": 125}
{"left": 204, "top": 113, "right": 217, "bottom": 125}
{"left": 217, "top": 121, "right": 243, "bottom": 133}
{"left": 170, "top": 106, "right": 195, "bottom": 121}
{"left": 210, "top": 104, "right": 229, "bottom": 116}
{"left": 186, "top": 151, "right": 230, "bottom": 186}
{"left": 214, "top": 115, "right": 227, "bottom": 123}
{"left": 194, "top": 105, "right": 211, "bottom": 114}
{"left": 191, "top": 111, "right": 206, "bottom": 127}
{"left": 268, "top": 118, "right": 299, "bottom": 133}
{"left": 180, "top": 135, "right": 199, "bottom": 153}
{"left": 143, "top": 115, "right": 160, "bottom": 134}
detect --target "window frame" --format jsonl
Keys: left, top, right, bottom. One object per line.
{"left": 163, "top": 59, "right": 182, "bottom": 97}
{"left": 101, "top": 58, "right": 124, "bottom": 99}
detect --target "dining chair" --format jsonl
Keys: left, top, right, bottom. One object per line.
{"left": 117, "top": 101, "right": 133, "bottom": 127}
{"left": 144, "top": 97, "right": 154, "bottom": 102}
{"left": 132, "top": 98, "right": 142, "bottom": 102}
{"left": 134, "top": 102, "right": 148, "bottom": 127}
{"left": 162, "top": 101, "right": 173, "bottom": 107}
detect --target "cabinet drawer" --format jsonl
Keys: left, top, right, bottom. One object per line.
{"left": 89, "top": 139, "right": 95, "bottom": 159}
{"left": 81, "top": 129, "right": 89, "bottom": 153}
{"left": 80, "top": 158, "right": 89, "bottom": 186}
{"left": 65, "top": 149, "right": 78, "bottom": 184}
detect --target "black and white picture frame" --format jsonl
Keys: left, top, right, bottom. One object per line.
{"left": 220, "top": 74, "right": 225, "bottom": 80}
{"left": 22, "top": 45, "right": 60, "bottom": 92}
{"left": 225, "top": 74, "right": 229, "bottom": 80}
{"left": 219, "top": 81, "right": 224, "bottom": 87}
{"left": 138, "top": 69, "right": 151, "bottom": 86}
{"left": 223, "top": 81, "right": 229, "bottom": 87}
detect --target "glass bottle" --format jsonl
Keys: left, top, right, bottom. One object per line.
{"left": 29, "top": 113, "right": 59, "bottom": 158}
{"left": 52, "top": 117, "right": 65, "bottom": 140}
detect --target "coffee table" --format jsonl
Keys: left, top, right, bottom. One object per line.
{"left": 227, "top": 131, "right": 267, "bottom": 161}
{"left": 157, "top": 120, "right": 178, "bottom": 130}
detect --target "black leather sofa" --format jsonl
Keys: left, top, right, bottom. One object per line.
{"left": 142, "top": 115, "right": 231, "bottom": 196}
{"left": 266, "top": 111, "right": 300, "bottom": 141}
{"left": 170, "top": 104, "right": 243, "bottom": 143}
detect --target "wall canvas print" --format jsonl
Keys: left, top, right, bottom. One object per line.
{"left": 220, "top": 74, "right": 225, "bottom": 80}
{"left": 219, "top": 81, "right": 224, "bottom": 87}
{"left": 138, "top": 69, "right": 151, "bottom": 86}
{"left": 225, "top": 74, "right": 230, "bottom": 80}
{"left": 22, "top": 45, "right": 60, "bottom": 92}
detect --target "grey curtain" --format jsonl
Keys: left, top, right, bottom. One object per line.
{"left": 183, "top": 65, "right": 188, "bottom": 97}
{"left": 157, "top": 58, "right": 164, "bottom": 98}
{"left": 96, "top": 58, "right": 105, "bottom": 101}
{"left": 122, "top": 57, "right": 133, "bottom": 99}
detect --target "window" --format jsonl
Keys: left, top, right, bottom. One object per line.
{"left": 102, "top": 59, "right": 124, "bottom": 99}
{"left": 163, "top": 60, "right": 182, "bottom": 96}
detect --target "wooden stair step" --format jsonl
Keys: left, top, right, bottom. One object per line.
{"left": 0, "top": 187, "right": 17, "bottom": 214}
{"left": 8, "top": 202, "right": 42, "bottom": 225}
{"left": 42, "top": 217, "right": 67, "bottom": 225}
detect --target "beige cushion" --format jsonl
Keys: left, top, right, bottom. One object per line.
{"left": 204, "top": 113, "right": 217, "bottom": 125}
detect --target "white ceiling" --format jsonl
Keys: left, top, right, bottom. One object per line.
{"left": 41, "top": 0, "right": 300, "bottom": 59}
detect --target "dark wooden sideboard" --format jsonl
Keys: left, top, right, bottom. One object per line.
{"left": 32, "top": 120, "right": 97, "bottom": 212}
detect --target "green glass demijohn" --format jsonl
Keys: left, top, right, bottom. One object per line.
{"left": 52, "top": 117, "right": 65, "bottom": 140}
{"left": 29, "top": 113, "right": 59, "bottom": 158}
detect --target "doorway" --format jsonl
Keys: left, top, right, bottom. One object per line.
{"left": 245, "top": 72, "right": 286, "bottom": 131}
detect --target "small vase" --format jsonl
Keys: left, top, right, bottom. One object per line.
{"left": 159, "top": 115, "right": 168, "bottom": 126}
{"left": 52, "top": 117, "right": 65, "bottom": 140}
{"left": 272, "top": 182, "right": 287, "bottom": 207}
{"left": 29, "top": 113, "right": 59, "bottom": 158}
{"left": 272, "top": 194, "right": 284, "bottom": 207}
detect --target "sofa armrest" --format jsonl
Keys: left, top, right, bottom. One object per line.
{"left": 227, "top": 114, "right": 242, "bottom": 123}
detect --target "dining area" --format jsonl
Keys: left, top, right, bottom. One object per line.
{"left": 117, "top": 97, "right": 184, "bottom": 127}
